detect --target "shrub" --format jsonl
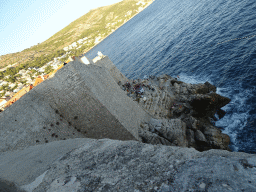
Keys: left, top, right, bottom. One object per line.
{"left": 44, "top": 65, "right": 54, "bottom": 74}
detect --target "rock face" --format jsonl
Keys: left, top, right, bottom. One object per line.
{"left": 1, "top": 55, "right": 254, "bottom": 192}
{"left": 117, "top": 74, "right": 232, "bottom": 152}
{"left": 1, "top": 138, "right": 254, "bottom": 192}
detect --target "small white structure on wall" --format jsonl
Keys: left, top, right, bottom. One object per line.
{"left": 98, "top": 51, "right": 104, "bottom": 57}
{"left": 93, "top": 51, "right": 105, "bottom": 63}
{"left": 80, "top": 56, "right": 94, "bottom": 65}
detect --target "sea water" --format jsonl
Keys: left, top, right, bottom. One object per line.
{"left": 85, "top": 0, "right": 256, "bottom": 154}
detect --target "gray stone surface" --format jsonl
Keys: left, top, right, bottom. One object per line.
{"left": 92, "top": 55, "right": 129, "bottom": 85}
{"left": 0, "top": 138, "right": 254, "bottom": 192}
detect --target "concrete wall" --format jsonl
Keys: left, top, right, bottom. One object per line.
{"left": 0, "top": 57, "right": 151, "bottom": 153}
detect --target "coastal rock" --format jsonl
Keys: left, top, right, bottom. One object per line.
{"left": 203, "top": 125, "right": 231, "bottom": 150}
{"left": 154, "top": 119, "right": 188, "bottom": 147}
{"left": 216, "top": 108, "right": 226, "bottom": 119}
{"left": 189, "top": 93, "right": 231, "bottom": 119}
{"left": 138, "top": 128, "right": 173, "bottom": 146}
{"left": 119, "top": 79, "right": 174, "bottom": 119}
{"left": 194, "top": 129, "right": 207, "bottom": 143}
{"left": 121, "top": 73, "right": 232, "bottom": 152}
{"left": 186, "top": 129, "right": 196, "bottom": 146}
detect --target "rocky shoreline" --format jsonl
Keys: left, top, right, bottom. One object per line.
{"left": 118, "top": 74, "right": 232, "bottom": 152}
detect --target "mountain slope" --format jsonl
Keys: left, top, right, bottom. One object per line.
{"left": 0, "top": 0, "right": 153, "bottom": 71}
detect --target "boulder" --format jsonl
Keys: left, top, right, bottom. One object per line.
{"left": 216, "top": 108, "right": 226, "bottom": 119}
{"left": 194, "top": 130, "right": 207, "bottom": 143}
{"left": 189, "top": 93, "right": 231, "bottom": 119}
{"left": 138, "top": 128, "right": 173, "bottom": 146}
{"left": 186, "top": 129, "right": 195, "bottom": 146}
{"left": 203, "top": 125, "right": 231, "bottom": 151}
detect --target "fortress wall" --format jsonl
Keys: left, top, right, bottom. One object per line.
{"left": 0, "top": 57, "right": 151, "bottom": 153}
{"left": 0, "top": 88, "right": 83, "bottom": 153}
{"left": 63, "top": 59, "right": 151, "bottom": 140}
{"left": 38, "top": 63, "right": 137, "bottom": 141}
{"left": 92, "top": 56, "right": 129, "bottom": 84}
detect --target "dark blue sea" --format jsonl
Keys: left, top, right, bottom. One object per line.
{"left": 85, "top": 0, "right": 256, "bottom": 154}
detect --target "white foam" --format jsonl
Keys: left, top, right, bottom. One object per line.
{"left": 172, "top": 72, "right": 253, "bottom": 152}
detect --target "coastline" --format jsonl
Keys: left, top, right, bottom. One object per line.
{"left": 83, "top": 1, "right": 154, "bottom": 55}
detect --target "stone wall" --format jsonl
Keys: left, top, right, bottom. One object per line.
{"left": 0, "top": 57, "right": 151, "bottom": 153}
{"left": 92, "top": 55, "right": 129, "bottom": 85}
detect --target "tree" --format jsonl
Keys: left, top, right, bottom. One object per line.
{"left": 44, "top": 65, "right": 54, "bottom": 74}
{"left": 31, "top": 69, "right": 37, "bottom": 74}
{"left": 0, "top": 72, "right": 4, "bottom": 80}
{"left": 10, "top": 83, "right": 18, "bottom": 92}
{"left": 35, "top": 71, "right": 42, "bottom": 76}
{"left": 6, "top": 77, "right": 16, "bottom": 83}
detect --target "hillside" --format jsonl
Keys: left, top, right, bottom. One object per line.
{"left": 0, "top": 0, "right": 153, "bottom": 71}
{"left": 0, "top": 0, "right": 153, "bottom": 98}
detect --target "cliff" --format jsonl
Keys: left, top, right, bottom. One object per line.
{"left": 0, "top": 55, "right": 255, "bottom": 192}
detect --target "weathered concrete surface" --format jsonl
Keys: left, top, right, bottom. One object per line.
{"left": 92, "top": 55, "right": 129, "bottom": 85}
{"left": 0, "top": 56, "right": 152, "bottom": 153}
{"left": 0, "top": 138, "right": 255, "bottom": 192}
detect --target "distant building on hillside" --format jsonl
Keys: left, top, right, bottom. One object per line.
{"left": 63, "top": 47, "right": 69, "bottom": 51}
{"left": 71, "top": 42, "right": 77, "bottom": 48}
{"left": 77, "top": 39, "right": 84, "bottom": 44}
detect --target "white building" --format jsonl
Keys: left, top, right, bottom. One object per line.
{"left": 0, "top": 100, "right": 7, "bottom": 108}
{"left": 9, "top": 83, "right": 16, "bottom": 88}
{"left": 63, "top": 47, "right": 69, "bottom": 51}
{"left": 38, "top": 68, "right": 45, "bottom": 73}
{"left": 77, "top": 39, "right": 84, "bottom": 44}
{"left": 138, "top": 7, "right": 144, "bottom": 12}
{"left": 136, "top": 1, "right": 145, "bottom": 5}
{"left": 71, "top": 42, "right": 77, "bottom": 48}
{"left": 94, "top": 37, "right": 102, "bottom": 45}
{"left": 19, "top": 70, "right": 26, "bottom": 74}
{"left": 13, "top": 88, "right": 22, "bottom": 93}
{"left": 5, "top": 91, "right": 11, "bottom": 96}
{"left": 79, "top": 45, "right": 83, "bottom": 49}
{"left": 1, "top": 82, "right": 8, "bottom": 86}
{"left": 127, "top": 11, "right": 132, "bottom": 16}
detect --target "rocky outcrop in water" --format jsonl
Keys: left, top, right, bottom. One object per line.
{"left": 118, "top": 74, "right": 231, "bottom": 152}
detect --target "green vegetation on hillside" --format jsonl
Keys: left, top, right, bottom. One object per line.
{"left": 0, "top": 0, "right": 153, "bottom": 90}
{"left": 44, "top": 65, "right": 54, "bottom": 74}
